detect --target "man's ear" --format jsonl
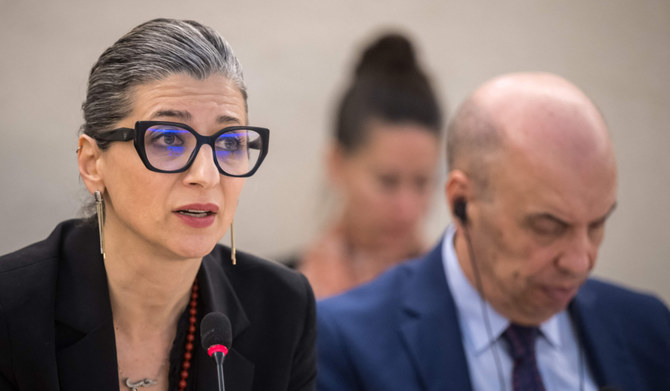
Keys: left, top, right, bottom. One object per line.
{"left": 446, "top": 169, "right": 471, "bottom": 223}
{"left": 78, "top": 134, "right": 105, "bottom": 194}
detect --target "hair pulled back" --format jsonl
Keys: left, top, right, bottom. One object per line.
{"left": 80, "top": 18, "right": 246, "bottom": 148}
{"left": 335, "top": 32, "right": 443, "bottom": 153}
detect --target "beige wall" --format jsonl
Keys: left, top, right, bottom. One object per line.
{"left": 1, "top": 0, "right": 668, "bottom": 303}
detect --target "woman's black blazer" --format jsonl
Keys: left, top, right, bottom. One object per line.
{"left": 0, "top": 219, "right": 316, "bottom": 391}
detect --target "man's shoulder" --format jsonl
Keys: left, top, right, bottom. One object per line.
{"left": 578, "top": 277, "right": 670, "bottom": 324}
{"left": 575, "top": 277, "right": 670, "bottom": 389}
{"left": 314, "top": 247, "right": 460, "bottom": 391}
{"left": 317, "top": 255, "right": 429, "bottom": 329}
{"left": 580, "top": 278, "right": 668, "bottom": 308}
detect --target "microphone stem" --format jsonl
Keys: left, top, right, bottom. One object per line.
{"left": 213, "top": 352, "right": 226, "bottom": 391}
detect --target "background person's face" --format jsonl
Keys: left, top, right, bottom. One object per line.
{"left": 334, "top": 121, "right": 439, "bottom": 249}
{"left": 98, "top": 73, "right": 248, "bottom": 260}
{"left": 466, "top": 130, "right": 618, "bottom": 325}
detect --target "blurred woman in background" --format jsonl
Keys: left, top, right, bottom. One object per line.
{"left": 291, "top": 32, "right": 444, "bottom": 298}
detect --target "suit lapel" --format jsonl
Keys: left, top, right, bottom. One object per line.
{"left": 54, "top": 221, "right": 119, "bottom": 390}
{"left": 195, "top": 250, "right": 254, "bottom": 391}
{"left": 571, "top": 281, "right": 642, "bottom": 391}
{"left": 398, "top": 242, "right": 473, "bottom": 391}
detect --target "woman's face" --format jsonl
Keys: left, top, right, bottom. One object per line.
{"left": 93, "top": 73, "right": 247, "bottom": 260}
{"left": 333, "top": 120, "right": 439, "bottom": 249}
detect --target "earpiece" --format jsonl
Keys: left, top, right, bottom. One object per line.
{"left": 455, "top": 197, "right": 507, "bottom": 390}
{"left": 453, "top": 198, "right": 467, "bottom": 224}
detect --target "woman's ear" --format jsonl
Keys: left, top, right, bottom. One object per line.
{"left": 78, "top": 134, "right": 105, "bottom": 194}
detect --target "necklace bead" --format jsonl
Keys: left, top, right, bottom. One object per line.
{"left": 178, "top": 280, "right": 199, "bottom": 391}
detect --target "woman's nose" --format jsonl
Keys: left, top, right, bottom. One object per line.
{"left": 392, "top": 186, "right": 426, "bottom": 223}
{"left": 183, "top": 145, "right": 221, "bottom": 188}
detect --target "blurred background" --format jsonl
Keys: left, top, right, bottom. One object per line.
{"left": 1, "top": 0, "right": 668, "bottom": 302}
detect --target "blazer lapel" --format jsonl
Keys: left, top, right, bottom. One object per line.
{"left": 56, "top": 321, "right": 118, "bottom": 390}
{"left": 571, "top": 282, "right": 642, "bottom": 391}
{"left": 194, "top": 250, "right": 254, "bottom": 391}
{"left": 54, "top": 222, "right": 119, "bottom": 390}
{"left": 399, "top": 242, "right": 473, "bottom": 391}
{"left": 52, "top": 225, "right": 255, "bottom": 391}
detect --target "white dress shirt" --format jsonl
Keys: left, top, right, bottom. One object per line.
{"left": 441, "top": 225, "right": 597, "bottom": 391}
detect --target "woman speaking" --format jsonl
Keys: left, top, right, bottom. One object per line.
{"left": 0, "top": 18, "right": 315, "bottom": 391}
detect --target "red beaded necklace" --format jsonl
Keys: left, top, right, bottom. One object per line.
{"left": 178, "top": 279, "right": 199, "bottom": 391}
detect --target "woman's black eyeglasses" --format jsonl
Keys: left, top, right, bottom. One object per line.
{"left": 93, "top": 121, "right": 269, "bottom": 177}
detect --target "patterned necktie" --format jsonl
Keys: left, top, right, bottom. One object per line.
{"left": 503, "top": 323, "right": 546, "bottom": 391}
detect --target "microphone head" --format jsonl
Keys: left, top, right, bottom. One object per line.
{"left": 200, "top": 312, "right": 232, "bottom": 351}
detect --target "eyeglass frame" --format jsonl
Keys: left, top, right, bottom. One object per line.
{"left": 92, "top": 121, "right": 270, "bottom": 178}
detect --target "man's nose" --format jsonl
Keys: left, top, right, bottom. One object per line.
{"left": 556, "top": 229, "right": 595, "bottom": 276}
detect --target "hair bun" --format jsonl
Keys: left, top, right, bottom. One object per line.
{"left": 355, "top": 33, "right": 418, "bottom": 77}
{"left": 335, "top": 30, "right": 442, "bottom": 151}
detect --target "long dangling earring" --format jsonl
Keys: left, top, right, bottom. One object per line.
{"left": 230, "top": 221, "right": 237, "bottom": 265}
{"left": 94, "top": 190, "right": 106, "bottom": 259}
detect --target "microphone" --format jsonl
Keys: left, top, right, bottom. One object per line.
{"left": 201, "top": 312, "right": 233, "bottom": 391}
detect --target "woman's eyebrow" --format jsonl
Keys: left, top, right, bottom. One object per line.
{"left": 150, "top": 109, "right": 192, "bottom": 121}
{"left": 217, "top": 114, "right": 241, "bottom": 125}
{"left": 148, "top": 110, "right": 242, "bottom": 125}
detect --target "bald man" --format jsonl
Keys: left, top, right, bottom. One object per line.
{"left": 316, "top": 73, "right": 670, "bottom": 391}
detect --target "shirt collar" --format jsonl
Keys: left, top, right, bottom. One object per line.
{"left": 441, "top": 225, "right": 563, "bottom": 355}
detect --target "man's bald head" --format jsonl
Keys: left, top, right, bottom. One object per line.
{"left": 447, "top": 73, "right": 618, "bottom": 324}
{"left": 447, "top": 72, "right": 614, "bottom": 196}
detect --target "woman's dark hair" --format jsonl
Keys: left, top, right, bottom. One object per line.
{"left": 334, "top": 32, "right": 443, "bottom": 153}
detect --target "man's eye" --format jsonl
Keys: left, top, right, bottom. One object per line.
{"left": 529, "top": 219, "right": 567, "bottom": 237}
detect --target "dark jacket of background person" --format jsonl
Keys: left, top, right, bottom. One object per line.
{"left": 316, "top": 71, "right": 670, "bottom": 391}
{"left": 316, "top": 240, "right": 670, "bottom": 391}
{"left": 0, "top": 219, "right": 316, "bottom": 391}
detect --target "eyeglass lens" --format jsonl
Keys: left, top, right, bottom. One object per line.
{"left": 144, "top": 124, "right": 263, "bottom": 175}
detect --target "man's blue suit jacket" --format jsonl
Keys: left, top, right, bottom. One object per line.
{"left": 316, "top": 240, "right": 670, "bottom": 391}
